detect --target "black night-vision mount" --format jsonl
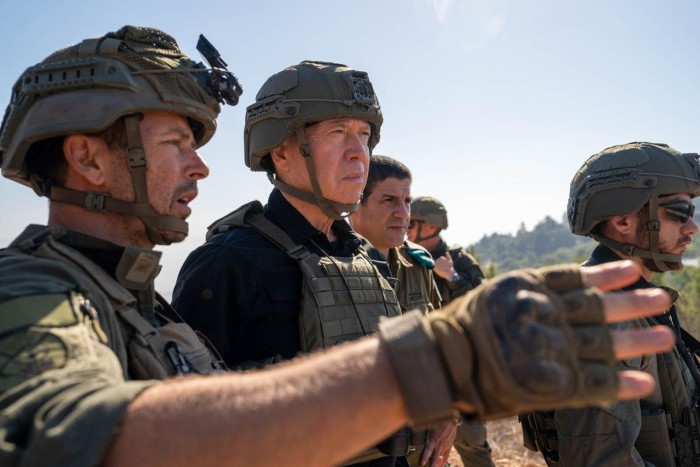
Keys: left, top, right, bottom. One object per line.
{"left": 196, "top": 34, "right": 243, "bottom": 106}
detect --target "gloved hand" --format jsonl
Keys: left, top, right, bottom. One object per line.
{"left": 379, "top": 262, "right": 673, "bottom": 426}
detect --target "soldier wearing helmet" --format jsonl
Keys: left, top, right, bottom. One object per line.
{"left": 408, "top": 197, "right": 485, "bottom": 307}
{"left": 521, "top": 142, "right": 700, "bottom": 466}
{"left": 0, "top": 25, "right": 244, "bottom": 464}
{"left": 350, "top": 155, "right": 457, "bottom": 467}
{"left": 349, "top": 156, "right": 442, "bottom": 315}
{"left": 408, "top": 196, "right": 492, "bottom": 467}
{"left": 0, "top": 29, "right": 683, "bottom": 467}
{"left": 173, "top": 60, "right": 421, "bottom": 466}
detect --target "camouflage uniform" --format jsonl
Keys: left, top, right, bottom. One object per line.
{"left": 0, "top": 226, "right": 160, "bottom": 466}
{"left": 363, "top": 239, "right": 442, "bottom": 314}
{"left": 0, "top": 26, "right": 237, "bottom": 466}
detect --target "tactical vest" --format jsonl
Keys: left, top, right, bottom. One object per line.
{"left": 208, "top": 202, "right": 424, "bottom": 464}
{"left": 0, "top": 225, "right": 223, "bottom": 380}
{"left": 520, "top": 315, "right": 700, "bottom": 467}
{"left": 207, "top": 201, "right": 402, "bottom": 351}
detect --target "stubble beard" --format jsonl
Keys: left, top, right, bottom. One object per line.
{"left": 636, "top": 225, "right": 686, "bottom": 273}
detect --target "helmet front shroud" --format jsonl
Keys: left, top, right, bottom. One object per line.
{"left": 0, "top": 26, "right": 242, "bottom": 245}
{"left": 244, "top": 60, "right": 383, "bottom": 220}
{"left": 410, "top": 196, "right": 448, "bottom": 243}
{"left": 567, "top": 142, "right": 700, "bottom": 271}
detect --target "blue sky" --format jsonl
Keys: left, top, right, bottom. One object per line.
{"left": 2, "top": 0, "right": 699, "bottom": 297}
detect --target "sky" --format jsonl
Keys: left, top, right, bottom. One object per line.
{"left": 1, "top": 0, "right": 699, "bottom": 298}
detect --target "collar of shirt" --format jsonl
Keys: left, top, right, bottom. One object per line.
{"left": 264, "top": 188, "right": 362, "bottom": 257}
{"left": 587, "top": 243, "right": 680, "bottom": 304}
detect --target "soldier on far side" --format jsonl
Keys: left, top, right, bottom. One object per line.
{"left": 408, "top": 197, "right": 485, "bottom": 306}
{"left": 350, "top": 155, "right": 453, "bottom": 467}
{"left": 521, "top": 142, "right": 700, "bottom": 466}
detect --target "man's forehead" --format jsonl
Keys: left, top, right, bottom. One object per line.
{"left": 374, "top": 177, "right": 412, "bottom": 195}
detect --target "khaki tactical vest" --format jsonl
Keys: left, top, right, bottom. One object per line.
{"left": 0, "top": 225, "right": 223, "bottom": 380}
{"left": 208, "top": 201, "right": 402, "bottom": 352}
{"left": 208, "top": 202, "right": 419, "bottom": 464}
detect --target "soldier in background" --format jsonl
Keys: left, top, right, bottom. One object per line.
{"left": 409, "top": 196, "right": 492, "bottom": 466}
{"left": 521, "top": 142, "right": 700, "bottom": 466}
{"left": 174, "top": 60, "right": 425, "bottom": 466}
{"left": 350, "top": 155, "right": 452, "bottom": 467}
{"left": 350, "top": 156, "right": 441, "bottom": 314}
{"left": 409, "top": 197, "right": 485, "bottom": 305}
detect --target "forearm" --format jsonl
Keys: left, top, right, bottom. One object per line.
{"left": 105, "top": 337, "right": 407, "bottom": 467}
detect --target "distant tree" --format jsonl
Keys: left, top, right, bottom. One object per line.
{"left": 470, "top": 214, "right": 592, "bottom": 272}
{"left": 654, "top": 267, "right": 700, "bottom": 337}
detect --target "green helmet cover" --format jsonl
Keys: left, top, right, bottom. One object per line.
{"left": 244, "top": 60, "right": 382, "bottom": 171}
{"left": 411, "top": 196, "right": 449, "bottom": 229}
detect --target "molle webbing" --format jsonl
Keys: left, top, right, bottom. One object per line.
{"left": 297, "top": 252, "right": 400, "bottom": 351}
{"left": 208, "top": 201, "right": 401, "bottom": 352}
{"left": 240, "top": 206, "right": 400, "bottom": 351}
{"left": 207, "top": 203, "right": 406, "bottom": 463}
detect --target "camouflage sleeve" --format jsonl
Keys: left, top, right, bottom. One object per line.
{"left": 0, "top": 261, "right": 156, "bottom": 467}
{"left": 448, "top": 249, "right": 486, "bottom": 298}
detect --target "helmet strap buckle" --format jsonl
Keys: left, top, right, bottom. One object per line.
{"left": 84, "top": 192, "right": 107, "bottom": 211}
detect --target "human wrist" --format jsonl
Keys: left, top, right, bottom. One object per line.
{"left": 379, "top": 311, "right": 455, "bottom": 427}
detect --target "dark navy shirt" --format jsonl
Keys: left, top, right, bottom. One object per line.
{"left": 172, "top": 189, "right": 363, "bottom": 368}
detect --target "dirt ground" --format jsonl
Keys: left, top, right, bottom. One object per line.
{"left": 447, "top": 417, "right": 546, "bottom": 467}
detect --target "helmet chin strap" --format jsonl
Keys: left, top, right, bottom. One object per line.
{"left": 412, "top": 223, "right": 440, "bottom": 244}
{"left": 48, "top": 114, "right": 189, "bottom": 245}
{"left": 267, "top": 126, "right": 360, "bottom": 221}
{"left": 592, "top": 196, "right": 681, "bottom": 272}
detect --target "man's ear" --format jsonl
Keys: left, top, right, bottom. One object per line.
{"left": 62, "top": 134, "right": 107, "bottom": 187}
{"left": 608, "top": 214, "right": 636, "bottom": 236}
{"left": 270, "top": 141, "right": 291, "bottom": 175}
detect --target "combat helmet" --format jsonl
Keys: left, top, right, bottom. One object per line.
{"left": 411, "top": 196, "right": 449, "bottom": 229}
{"left": 244, "top": 60, "right": 382, "bottom": 219}
{"left": 410, "top": 196, "right": 448, "bottom": 243}
{"left": 0, "top": 26, "right": 242, "bottom": 245}
{"left": 568, "top": 142, "right": 700, "bottom": 271}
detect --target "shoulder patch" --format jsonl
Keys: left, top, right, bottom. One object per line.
{"left": 406, "top": 248, "right": 435, "bottom": 269}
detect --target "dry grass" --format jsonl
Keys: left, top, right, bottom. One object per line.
{"left": 447, "top": 417, "right": 546, "bottom": 467}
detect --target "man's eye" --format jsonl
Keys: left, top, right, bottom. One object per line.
{"left": 667, "top": 211, "right": 688, "bottom": 223}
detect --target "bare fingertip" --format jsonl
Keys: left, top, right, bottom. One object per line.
{"left": 617, "top": 371, "right": 655, "bottom": 399}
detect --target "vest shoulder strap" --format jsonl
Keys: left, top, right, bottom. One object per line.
{"left": 206, "top": 200, "right": 263, "bottom": 241}
{"left": 207, "top": 200, "right": 313, "bottom": 261}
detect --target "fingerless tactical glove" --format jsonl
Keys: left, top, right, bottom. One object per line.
{"left": 379, "top": 264, "right": 614, "bottom": 427}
